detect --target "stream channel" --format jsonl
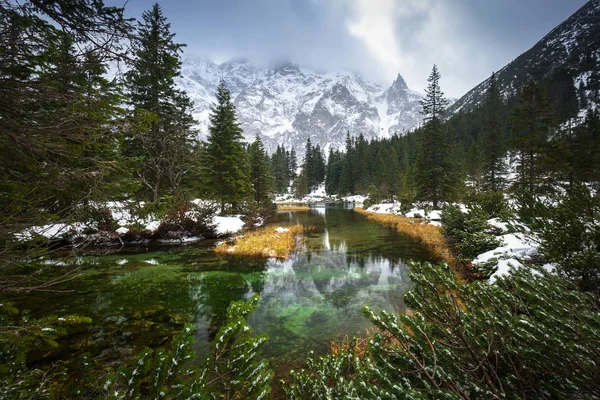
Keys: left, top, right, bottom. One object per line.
{"left": 6, "top": 205, "right": 433, "bottom": 387}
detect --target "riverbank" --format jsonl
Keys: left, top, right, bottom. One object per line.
{"left": 357, "top": 200, "right": 544, "bottom": 283}
{"left": 13, "top": 199, "right": 256, "bottom": 249}
{"left": 215, "top": 224, "right": 306, "bottom": 258}
{"left": 354, "top": 207, "right": 455, "bottom": 265}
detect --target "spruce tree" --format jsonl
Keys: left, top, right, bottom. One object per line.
{"left": 0, "top": 0, "right": 132, "bottom": 238}
{"left": 339, "top": 132, "right": 355, "bottom": 195}
{"left": 510, "top": 78, "right": 554, "bottom": 193}
{"left": 203, "top": 79, "right": 251, "bottom": 213}
{"left": 248, "top": 136, "right": 272, "bottom": 203}
{"left": 125, "top": 3, "right": 195, "bottom": 201}
{"left": 481, "top": 72, "right": 506, "bottom": 191}
{"left": 414, "top": 65, "right": 456, "bottom": 208}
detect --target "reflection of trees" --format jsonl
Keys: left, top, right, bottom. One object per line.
{"left": 188, "top": 258, "right": 268, "bottom": 339}
{"left": 189, "top": 273, "right": 251, "bottom": 338}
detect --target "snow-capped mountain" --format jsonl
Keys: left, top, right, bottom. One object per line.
{"left": 177, "top": 59, "right": 424, "bottom": 153}
{"left": 448, "top": 0, "right": 600, "bottom": 115}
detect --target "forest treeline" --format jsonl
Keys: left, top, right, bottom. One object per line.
{"left": 288, "top": 67, "right": 600, "bottom": 207}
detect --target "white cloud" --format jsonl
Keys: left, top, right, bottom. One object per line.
{"left": 344, "top": 0, "right": 498, "bottom": 97}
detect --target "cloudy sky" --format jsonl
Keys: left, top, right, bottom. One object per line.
{"left": 112, "top": 0, "right": 588, "bottom": 98}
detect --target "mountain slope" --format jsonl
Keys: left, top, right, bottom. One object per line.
{"left": 449, "top": 0, "right": 600, "bottom": 114}
{"left": 176, "top": 59, "right": 424, "bottom": 153}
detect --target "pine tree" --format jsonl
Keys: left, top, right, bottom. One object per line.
{"left": 420, "top": 64, "right": 449, "bottom": 122}
{"left": 124, "top": 3, "right": 195, "bottom": 201}
{"left": 339, "top": 132, "right": 355, "bottom": 195}
{"left": 289, "top": 148, "right": 298, "bottom": 184}
{"left": 510, "top": 78, "right": 554, "bottom": 193}
{"left": 325, "top": 149, "right": 343, "bottom": 195}
{"left": 0, "top": 0, "right": 132, "bottom": 239}
{"left": 248, "top": 136, "right": 272, "bottom": 203}
{"left": 203, "top": 79, "right": 251, "bottom": 213}
{"left": 414, "top": 65, "right": 456, "bottom": 208}
{"left": 481, "top": 72, "right": 506, "bottom": 191}
{"left": 311, "top": 144, "right": 326, "bottom": 187}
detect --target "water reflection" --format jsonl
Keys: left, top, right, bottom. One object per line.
{"left": 247, "top": 242, "right": 412, "bottom": 362}
{"left": 7, "top": 206, "right": 430, "bottom": 376}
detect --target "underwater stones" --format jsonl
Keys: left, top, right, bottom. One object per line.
{"left": 308, "top": 310, "right": 329, "bottom": 325}
{"left": 131, "top": 304, "right": 166, "bottom": 320}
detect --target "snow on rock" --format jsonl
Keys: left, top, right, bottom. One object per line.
{"left": 17, "top": 223, "right": 85, "bottom": 240}
{"left": 364, "top": 202, "right": 447, "bottom": 224}
{"left": 144, "top": 220, "right": 161, "bottom": 232}
{"left": 366, "top": 202, "right": 401, "bottom": 214}
{"left": 213, "top": 215, "right": 245, "bottom": 236}
{"left": 344, "top": 195, "right": 367, "bottom": 203}
{"left": 487, "top": 218, "right": 509, "bottom": 233}
{"left": 177, "top": 58, "right": 424, "bottom": 154}
{"left": 472, "top": 233, "right": 540, "bottom": 283}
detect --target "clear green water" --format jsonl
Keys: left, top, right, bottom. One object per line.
{"left": 4, "top": 205, "right": 432, "bottom": 380}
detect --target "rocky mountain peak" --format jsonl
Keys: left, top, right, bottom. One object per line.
{"left": 176, "top": 58, "right": 424, "bottom": 154}
{"left": 391, "top": 73, "right": 409, "bottom": 91}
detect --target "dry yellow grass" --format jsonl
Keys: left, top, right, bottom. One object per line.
{"left": 354, "top": 207, "right": 455, "bottom": 264}
{"left": 277, "top": 205, "right": 311, "bottom": 212}
{"left": 215, "top": 224, "right": 305, "bottom": 259}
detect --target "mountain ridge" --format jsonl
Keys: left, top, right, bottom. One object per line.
{"left": 448, "top": 0, "right": 600, "bottom": 115}
{"left": 176, "top": 58, "right": 425, "bottom": 154}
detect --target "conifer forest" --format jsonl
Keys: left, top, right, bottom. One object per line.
{"left": 1, "top": 0, "right": 600, "bottom": 399}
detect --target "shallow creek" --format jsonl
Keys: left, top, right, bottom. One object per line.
{"left": 5, "top": 205, "right": 433, "bottom": 385}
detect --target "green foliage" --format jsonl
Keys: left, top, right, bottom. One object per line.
{"left": 202, "top": 294, "right": 273, "bottom": 399}
{"left": 248, "top": 136, "right": 273, "bottom": 204}
{"left": 154, "top": 198, "right": 217, "bottom": 239}
{"left": 284, "top": 262, "right": 600, "bottom": 399}
{"left": 101, "top": 296, "right": 271, "bottom": 399}
{"left": 0, "top": 0, "right": 133, "bottom": 245}
{"left": 415, "top": 66, "right": 459, "bottom": 208}
{"left": 270, "top": 145, "right": 295, "bottom": 194}
{"left": 0, "top": 302, "right": 92, "bottom": 399}
{"left": 124, "top": 3, "right": 196, "bottom": 202}
{"left": 510, "top": 78, "right": 554, "bottom": 194}
{"left": 476, "top": 191, "right": 510, "bottom": 219}
{"left": 521, "top": 184, "right": 600, "bottom": 294}
{"left": 1, "top": 297, "right": 272, "bottom": 399}
{"left": 481, "top": 72, "right": 507, "bottom": 191}
{"left": 301, "top": 139, "right": 326, "bottom": 191}
{"left": 73, "top": 204, "right": 119, "bottom": 233}
{"left": 202, "top": 80, "right": 251, "bottom": 213}
{"left": 103, "top": 325, "right": 201, "bottom": 399}
{"left": 441, "top": 205, "right": 501, "bottom": 260}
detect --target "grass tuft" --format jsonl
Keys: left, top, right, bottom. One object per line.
{"left": 354, "top": 207, "right": 455, "bottom": 264}
{"left": 277, "top": 206, "right": 311, "bottom": 212}
{"left": 215, "top": 224, "right": 305, "bottom": 259}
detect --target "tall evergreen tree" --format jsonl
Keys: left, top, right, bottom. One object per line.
{"left": 124, "top": 3, "right": 195, "bottom": 201}
{"left": 510, "top": 78, "right": 554, "bottom": 193}
{"left": 339, "top": 132, "right": 355, "bottom": 195}
{"left": 0, "top": 0, "right": 132, "bottom": 235}
{"left": 481, "top": 72, "right": 506, "bottom": 191}
{"left": 248, "top": 136, "right": 272, "bottom": 203}
{"left": 414, "top": 65, "right": 456, "bottom": 207}
{"left": 203, "top": 79, "right": 251, "bottom": 213}
{"left": 311, "top": 144, "right": 326, "bottom": 188}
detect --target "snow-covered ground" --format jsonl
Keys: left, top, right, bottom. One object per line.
{"left": 470, "top": 229, "right": 540, "bottom": 283}
{"left": 276, "top": 184, "right": 366, "bottom": 204}
{"left": 361, "top": 200, "right": 545, "bottom": 283}
{"left": 17, "top": 200, "right": 246, "bottom": 244}
{"left": 213, "top": 215, "right": 245, "bottom": 236}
